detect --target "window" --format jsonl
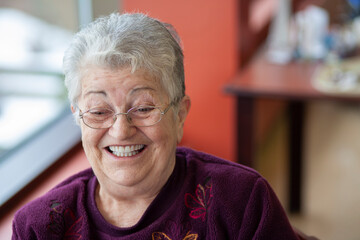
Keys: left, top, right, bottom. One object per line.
{"left": 0, "top": 0, "right": 120, "bottom": 206}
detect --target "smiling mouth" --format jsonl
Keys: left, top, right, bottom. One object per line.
{"left": 107, "top": 144, "right": 145, "bottom": 157}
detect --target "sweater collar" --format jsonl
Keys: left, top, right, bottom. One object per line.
{"left": 86, "top": 150, "right": 187, "bottom": 236}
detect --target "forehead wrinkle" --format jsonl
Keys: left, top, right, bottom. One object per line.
{"left": 129, "top": 86, "right": 170, "bottom": 104}
{"left": 80, "top": 68, "right": 169, "bottom": 104}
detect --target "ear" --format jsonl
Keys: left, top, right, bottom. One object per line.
{"left": 71, "top": 105, "right": 82, "bottom": 127}
{"left": 176, "top": 95, "right": 191, "bottom": 144}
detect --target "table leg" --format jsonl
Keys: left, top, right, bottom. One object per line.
{"left": 288, "top": 101, "right": 304, "bottom": 213}
{"left": 236, "top": 98, "right": 304, "bottom": 213}
{"left": 236, "top": 97, "right": 255, "bottom": 167}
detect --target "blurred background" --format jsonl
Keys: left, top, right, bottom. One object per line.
{"left": 0, "top": 0, "right": 360, "bottom": 239}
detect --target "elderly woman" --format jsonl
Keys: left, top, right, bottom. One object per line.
{"left": 12, "top": 13, "right": 300, "bottom": 239}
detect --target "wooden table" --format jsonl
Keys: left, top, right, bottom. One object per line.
{"left": 224, "top": 52, "right": 360, "bottom": 213}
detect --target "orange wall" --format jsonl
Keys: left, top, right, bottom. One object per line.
{"left": 123, "top": 0, "right": 238, "bottom": 161}
{"left": 0, "top": 2, "right": 238, "bottom": 237}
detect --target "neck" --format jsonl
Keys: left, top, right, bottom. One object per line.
{"left": 95, "top": 159, "right": 176, "bottom": 228}
{"left": 96, "top": 186, "right": 156, "bottom": 228}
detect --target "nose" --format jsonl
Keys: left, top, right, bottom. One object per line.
{"left": 108, "top": 113, "right": 136, "bottom": 139}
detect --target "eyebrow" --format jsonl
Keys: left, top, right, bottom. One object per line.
{"left": 83, "top": 86, "right": 156, "bottom": 98}
{"left": 84, "top": 90, "right": 107, "bottom": 97}
{"left": 130, "top": 87, "right": 156, "bottom": 96}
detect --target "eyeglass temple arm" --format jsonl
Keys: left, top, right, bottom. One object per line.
{"left": 162, "top": 102, "right": 174, "bottom": 114}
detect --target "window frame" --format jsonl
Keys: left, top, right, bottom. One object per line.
{"left": 0, "top": 108, "right": 81, "bottom": 206}
{"left": 0, "top": 0, "right": 121, "bottom": 207}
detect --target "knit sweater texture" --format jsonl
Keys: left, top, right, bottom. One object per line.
{"left": 12, "top": 147, "right": 299, "bottom": 239}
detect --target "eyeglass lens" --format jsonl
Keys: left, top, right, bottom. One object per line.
{"left": 82, "top": 106, "right": 163, "bottom": 129}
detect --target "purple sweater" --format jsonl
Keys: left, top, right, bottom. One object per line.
{"left": 12, "top": 147, "right": 299, "bottom": 239}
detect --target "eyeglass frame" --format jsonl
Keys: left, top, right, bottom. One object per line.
{"left": 77, "top": 101, "right": 174, "bottom": 129}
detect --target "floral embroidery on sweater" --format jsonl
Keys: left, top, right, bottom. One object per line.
{"left": 152, "top": 178, "right": 212, "bottom": 239}
{"left": 152, "top": 231, "right": 198, "bottom": 240}
{"left": 184, "top": 177, "right": 213, "bottom": 222}
{"left": 152, "top": 221, "right": 198, "bottom": 240}
{"left": 47, "top": 201, "right": 83, "bottom": 239}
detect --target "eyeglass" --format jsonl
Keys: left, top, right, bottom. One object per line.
{"left": 78, "top": 102, "right": 173, "bottom": 129}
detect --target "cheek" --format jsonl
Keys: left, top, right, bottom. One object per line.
{"left": 81, "top": 126, "right": 104, "bottom": 157}
{"left": 151, "top": 117, "right": 178, "bottom": 147}
{"left": 145, "top": 126, "right": 177, "bottom": 167}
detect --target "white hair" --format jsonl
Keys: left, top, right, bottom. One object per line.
{"left": 63, "top": 12, "right": 185, "bottom": 107}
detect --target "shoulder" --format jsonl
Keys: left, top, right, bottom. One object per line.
{"left": 176, "top": 147, "right": 274, "bottom": 217}
{"left": 176, "top": 147, "right": 261, "bottom": 183}
{"left": 176, "top": 147, "right": 270, "bottom": 210}
{"left": 12, "top": 168, "right": 94, "bottom": 239}
{"left": 176, "top": 148, "right": 297, "bottom": 239}
{"left": 14, "top": 168, "right": 94, "bottom": 217}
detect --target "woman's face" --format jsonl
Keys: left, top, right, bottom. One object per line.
{"left": 76, "top": 67, "right": 189, "bottom": 194}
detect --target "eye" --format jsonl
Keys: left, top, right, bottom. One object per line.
{"left": 137, "top": 106, "right": 155, "bottom": 112}
{"left": 87, "top": 108, "right": 114, "bottom": 117}
{"left": 130, "top": 106, "right": 156, "bottom": 117}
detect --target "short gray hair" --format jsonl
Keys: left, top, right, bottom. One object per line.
{"left": 63, "top": 12, "right": 185, "bottom": 106}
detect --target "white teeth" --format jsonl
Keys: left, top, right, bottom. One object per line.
{"left": 109, "top": 144, "right": 144, "bottom": 157}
